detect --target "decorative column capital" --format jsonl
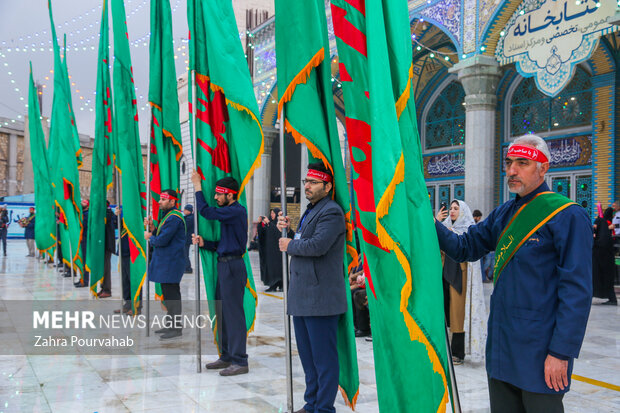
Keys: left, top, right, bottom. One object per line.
{"left": 450, "top": 55, "right": 501, "bottom": 112}
{"left": 262, "top": 127, "right": 278, "bottom": 156}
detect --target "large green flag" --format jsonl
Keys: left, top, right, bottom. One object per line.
{"left": 275, "top": 0, "right": 359, "bottom": 407}
{"left": 47, "top": 0, "right": 84, "bottom": 276}
{"left": 87, "top": 0, "right": 114, "bottom": 296}
{"left": 188, "top": 0, "right": 263, "bottom": 344}
{"left": 112, "top": 0, "right": 147, "bottom": 312}
{"left": 28, "top": 63, "right": 56, "bottom": 259}
{"left": 149, "top": 0, "right": 182, "bottom": 219}
{"left": 331, "top": 0, "right": 450, "bottom": 411}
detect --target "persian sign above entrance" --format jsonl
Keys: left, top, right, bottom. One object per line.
{"left": 496, "top": 0, "right": 619, "bottom": 97}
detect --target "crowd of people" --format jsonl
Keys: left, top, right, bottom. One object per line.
{"left": 1, "top": 133, "right": 618, "bottom": 412}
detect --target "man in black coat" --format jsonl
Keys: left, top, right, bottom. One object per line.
{"left": 98, "top": 201, "right": 115, "bottom": 298}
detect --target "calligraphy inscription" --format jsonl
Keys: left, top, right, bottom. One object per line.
{"left": 496, "top": 0, "right": 618, "bottom": 97}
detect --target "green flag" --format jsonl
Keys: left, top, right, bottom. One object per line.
{"left": 47, "top": 0, "right": 84, "bottom": 276}
{"left": 188, "top": 0, "right": 263, "bottom": 344}
{"left": 87, "top": 0, "right": 114, "bottom": 296}
{"left": 28, "top": 63, "right": 56, "bottom": 259}
{"left": 112, "top": 0, "right": 147, "bottom": 312}
{"left": 149, "top": 0, "right": 182, "bottom": 221}
{"left": 331, "top": 0, "right": 450, "bottom": 411}
{"left": 275, "top": 0, "right": 359, "bottom": 406}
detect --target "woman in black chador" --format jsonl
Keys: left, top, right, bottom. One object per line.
{"left": 593, "top": 207, "right": 617, "bottom": 305}
{"left": 263, "top": 208, "right": 293, "bottom": 292}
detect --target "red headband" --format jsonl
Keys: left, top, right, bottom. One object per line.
{"left": 159, "top": 192, "right": 178, "bottom": 201}
{"left": 215, "top": 186, "right": 238, "bottom": 194}
{"left": 307, "top": 169, "right": 332, "bottom": 183}
{"left": 506, "top": 144, "right": 549, "bottom": 163}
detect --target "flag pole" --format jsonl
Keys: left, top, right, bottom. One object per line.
{"left": 114, "top": 167, "right": 124, "bottom": 314}
{"left": 191, "top": 68, "right": 202, "bottom": 373}
{"left": 279, "top": 108, "right": 294, "bottom": 413}
{"left": 445, "top": 325, "right": 462, "bottom": 413}
{"left": 145, "top": 136, "right": 151, "bottom": 337}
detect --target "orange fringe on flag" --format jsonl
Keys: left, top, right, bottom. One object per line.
{"left": 394, "top": 64, "right": 414, "bottom": 120}
{"left": 375, "top": 153, "right": 449, "bottom": 413}
{"left": 123, "top": 220, "right": 147, "bottom": 310}
{"left": 150, "top": 101, "right": 184, "bottom": 161}
{"left": 339, "top": 385, "right": 359, "bottom": 410}
{"left": 277, "top": 48, "right": 325, "bottom": 117}
{"left": 245, "top": 277, "right": 258, "bottom": 334}
{"left": 203, "top": 77, "right": 265, "bottom": 197}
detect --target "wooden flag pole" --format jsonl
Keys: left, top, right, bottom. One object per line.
{"left": 191, "top": 69, "right": 202, "bottom": 373}
{"left": 279, "top": 108, "right": 294, "bottom": 413}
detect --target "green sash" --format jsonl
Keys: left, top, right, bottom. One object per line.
{"left": 493, "top": 191, "right": 576, "bottom": 284}
{"left": 156, "top": 208, "right": 186, "bottom": 236}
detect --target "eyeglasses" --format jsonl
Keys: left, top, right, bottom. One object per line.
{"left": 302, "top": 179, "right": 324, "bottom": 186}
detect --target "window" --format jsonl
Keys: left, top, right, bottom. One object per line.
{"left": 425, "top": 82, "right": 466, "bottom": 150}
{"left": 510, "top": 66, "right": 592, "bottom": 136}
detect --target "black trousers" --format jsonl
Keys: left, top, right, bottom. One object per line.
{"left": 160, "top": 283, "right": 182, "bottom": 332}
{"left": 216, "top": 257, "right": 248, "bottom": 366}
{"left": 352, "top": 288, "right": 370, "bottom": 333}
{"left": 488, "top": 376, "right": 564, "bottom": 413}
{"left": 0, "top": 229, "right": 7, "bottom": 254}
{"left": 101, "top": 250, "right": 112, "bottom": 293}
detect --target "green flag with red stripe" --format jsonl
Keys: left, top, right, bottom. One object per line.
{"left": 47, "top": 0, "right": 84, "bottom": 277}
{"left": 87, "top": 0, "right": 115, "bottom": 296}
{"left": 187, "top": 0, "right": 263, "bottom": 344}
{"left": 149, "top": 0, "right": 182, "bottom": 219}
{"left": 275, "top": 0, "right": 360, "bottom": 407}
{"left": 111, "top": 0, "right": 147, "bottom": 312}
{"left": 331, "top": 0, "right": 451, "bottom": 411}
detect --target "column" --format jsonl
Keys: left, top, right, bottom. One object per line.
{"left": 299, "top": 144, "right": 308, "bottom": 218}
{"left": 450, "top": 55, "right": 501, "bottom": 216}
{"left": 7, "top": 133, "right": 18, "bottom": 196}
{"left": 23, "top": 117, "right": 34, "bottom": 195}
{"left": 252, "top": 128, "right": 276, "bottom": 217}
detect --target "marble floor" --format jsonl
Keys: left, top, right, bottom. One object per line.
{"left": 0, "top": 239, "right": 618, "bottom": 412}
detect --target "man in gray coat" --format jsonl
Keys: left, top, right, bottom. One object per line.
{"left": 278, "top": 162, "right": 347, "bottom": 413}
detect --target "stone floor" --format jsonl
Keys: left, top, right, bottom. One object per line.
{"left": 0, "top": 240, "right": 618, "bottom": 412}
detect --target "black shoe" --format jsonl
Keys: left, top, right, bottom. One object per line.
{"left": 159, "top": 330, "right": 182, "bottom": 340}
{"left": 154, "top": 327, "right": 169, "bottom": 334}
{"left": 364, "top": 336, "right": 373, "bottom": 342}
{"left": 265, "top": 286, "right": 277, "bottom": 292}
{"left": 452, "top": 356, "right": 464, "bottom": 365}
{"left": 219, "top": 364, "right": 249, "bottom": 376}
{"left": 205, "top": 359, "right": 232, "bottom": 369}
{"left": 355, "top": 329, "right": 371, "bottom": 337}
{"left": 602, "top": 300, "right": 617, "bottom": 306}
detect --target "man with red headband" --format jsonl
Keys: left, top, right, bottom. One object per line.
{"left": 435, "top": 135, "right": 591, "bottom": 412}
{"left": 190, "top": 174, "right": 250, "bottom": 377}
{"left": 277, "top": 162, "right": 348, "bottom": 413}
{"left": 144, "top": 189, "right": 187, "bottom": 340}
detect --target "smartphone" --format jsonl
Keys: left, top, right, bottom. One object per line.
{"left": 440, "top": 202, "right": 447, "bottom": 210}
